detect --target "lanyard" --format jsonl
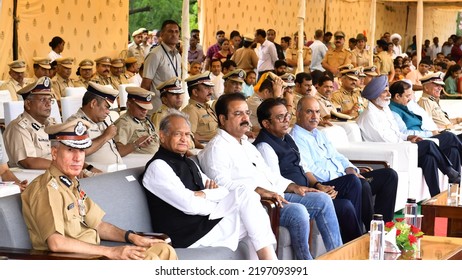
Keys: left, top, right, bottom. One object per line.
{"left": 161, "top": 44, "right": 179, "bottom": 77}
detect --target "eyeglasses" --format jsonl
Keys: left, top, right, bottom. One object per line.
{"left": 271, "top": 112, "right": 292, "bottom": 122}
{"left": 231, "top": 110, "right": 252, "bottom": 117}
{"left": 31, "top": 97, "right": 55, "bottom": 105}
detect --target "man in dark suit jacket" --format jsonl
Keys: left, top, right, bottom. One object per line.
{"left": 267, "top": 29, "right": 285, "bottom": 60}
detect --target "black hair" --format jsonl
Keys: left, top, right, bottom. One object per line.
{"left": 257, "top": 98, "right": 286, "bottom": 127}
{"left": 274, "top": 60, "right": 288, "bottom": 69}
{"left": 317, "top": 73, "right": 334, "bottom": 86}
{"left": 215, "top": 92, "right": 246, "bottom": 126}
{"left": 49, "top": 36, "right": 64, "bottom": 49}
{"left": 255, "top": 29, "right": 266, "bottom": 38}
{"left": 389, "top": 80, "right": 411, "bottom": 99}
{"left": 222, "top": 60, "right": 237, "bottom": 71}
{"left": 161, "top": 20, "right": 180, "bottom": 32}
{"left": 295, "top": 72, "right": 312, "bottom": 84}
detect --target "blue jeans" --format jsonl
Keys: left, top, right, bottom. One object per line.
{"left": 281, "top": 192, "right": 343, "bottom": 260}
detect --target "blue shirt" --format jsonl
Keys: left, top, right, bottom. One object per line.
{"left": 289, "top": 124, "right": 356, "bottom": 182}
{"left": 389, "top": 101, "right": 433, "bottom": 137}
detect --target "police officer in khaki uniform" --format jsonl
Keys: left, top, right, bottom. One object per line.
{"left": 128, "top": 28, "right": 146, "bottom": 66}
{"left": 223, "top": 68, "right": 246, "bottom": 95}
{"left": 66, "top": 82, "right": 123, "bottom": 166}
{"left": 3, "top": 76, "right": 57, "bottom": 169}
{"left": 331, "top": 65, "right": 367, "bottom": 119}
{"left": 74, "top": 59, "right": 95, "bottom": 88}
{"left": 417, "top": 72, "right": 462, "bottom": 130}
{"left": 321, "top": 31, "right": 352, "bottom": 77}
{"left": 151, "top": 77, "right": 184, "bottom": 129}
{"left": 32, "top": 57, "right": 52, "bottom": 80}
{"left": 114, "top": 87, "right": 159, "bottom": 155}
{"left": 52, "top": 57, "right": 75, "bottom": 99}
{"left": 90, "top": 56, "right": 112, "bottom": 86}
{"left": 0, "top": 60, "right": 32, "bottom": 101}
{"left": 280, "top": 72, "right": 297, "bottom": 126}
{"left": 110, "top": 58, "right": 129, "bottom": 90}
{"left": 124, "top": 57, "right": 139, "bottom": 80}
{"left": 21, "top": 118, "right": 177, "bottom": 260}
{"left": 362, "top": 65, "right": 378, "bottom": 86}
{"left": 374, "top": 39, "right": 395, "bottom": 83}
{"left": 351, "top": 33, "right": 371, "bottom": 68}
{"left": 182, "top": 71, "right": 218, "bottom": 147}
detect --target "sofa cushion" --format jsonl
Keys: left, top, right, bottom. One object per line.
{"left": 0, "top": 194, "right": 32, "bottom": 249}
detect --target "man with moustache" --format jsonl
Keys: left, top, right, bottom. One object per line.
{"left": 222, "top": 69, "right": 246, "bottom": 95}
{"left": 321, "top": 31, "right": 352, "bottom": 77}
{"left": 182, "top": 72, "right": 218, "bottom": 148}
{"left": 74, "top": 59, "right": 95, "bottom": 88}
{"left": 0, "top": 60, "right": 32, "bottom": 100}
{"left": 52, "top": 57, "right": 75, "bottom": 99}
{"left": 357, "top": 76, "right": 460, "bottom": 196}
{"left": 151, "top": 77, "right": 185, "bottom": 129}
{"left": 315, "top": 75, "right": 337, "bottom": 121}
{"left": 198, "top": 93, "right": 343, "bottom": 260}
{"left": 331, "top": 66, "right": 365, "bottom": 119}
{"left": 290, "top": 95, "right": 398, "bottom": 228}
{"left": 91, "top": 56, "right": 113, "bottom": 86}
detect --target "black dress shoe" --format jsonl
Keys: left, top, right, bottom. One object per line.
{"left": 447, "top": 168, "right": 461, "bottom": 183}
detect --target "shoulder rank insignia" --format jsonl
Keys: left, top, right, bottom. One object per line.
{"left": 59, "top": 175, "right": 72, "bottom": 188}
{"left": 31, "top": 123, "right": 41, "bottom": 131}
{"left": 49, "top": 178, "right": 59, "bottom": 190}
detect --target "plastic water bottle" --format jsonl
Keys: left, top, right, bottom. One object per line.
{"left": 357, "top": 96, "right": 364, "bottom": 114}
{"left": 369, "top": 214, "right": 385, "bottom": 260}
{"left": 403, "top": 198, "right": 418, "bottom": 227}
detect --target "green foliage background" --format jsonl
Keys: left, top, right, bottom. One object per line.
{"left": 129, "top": 0, "right": 198, "bottom": 35}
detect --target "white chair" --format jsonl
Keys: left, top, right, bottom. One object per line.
{"left": 118, "top": 83, "right": 138, "bottom": 109}
{"left": 50, "top": 98, "right": 62, "bottom": 123}
{"left": 3, "top": 101, "right": 24, "bottom": 126}
{"left": 60, "top": 96, "right": 82, "bottom": 122}
{"left": 64, "top": 87, "right": 86, "bottom": 98}
{"left": 0, "top": 90, "right": 13, "bottom": 120}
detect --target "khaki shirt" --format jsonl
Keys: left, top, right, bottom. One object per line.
{"left": 285, "top": 47, "right": 312, "bottom": 73}
{"left": 90, "top": 73, "right": 112, "bottom": 87}
{"left": 315, "top": 92, "right": 336, "bottom": 118}
{"left": 114, "top": 112, "right": 159, "bottom": 154}
{"left": 0, "top": 78, "right": 32, "bottom": 101}
{"left": 374, "top": 51, "right": 394, "bottom": 75}
{"left": 22, "top": 164, "right": 105, "bottom": 250}
{"left": 331, "top": 87, "right": 367, "bottom": 118}
{"left": 127, "top": 44, "right": 145, "bottom": 66}
{"left": 417, "top": 93, "right": 452, "bottom": 128}
{"left": 151, "top": 103, "right": 169, "bottom": 130}
{"left": 73, "top": 76, "right": 90, "bottom": 88}
{"left": 182, "top": 99, "right": 218, "bottom": 142}
{"left": 351, "top": 48, "right": 371, "bottom": 67}
{"left": 67, "top": 109, "right": 123, "bottom": 164}
{"left": 52, "top": 74, "right": 75, "bottom": 99}
{"left": 3, "top": 111, "right": 56, "bottom": 167}
{"left": 246, "top": 93, "right": 264, "bottom": 130}
{"left": 110, "top": 74, "right": 129, "bottom": 90}
{"left": 322, "top": 48, "right": 352, "bottom": 74}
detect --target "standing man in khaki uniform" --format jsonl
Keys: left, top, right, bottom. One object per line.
{"left": 128, "top": 28, "right": 146, "bottom": 66}
{"left": 21, "top": 118, "right": 177, "bottom": 260}
{"left": 151, "top": 77, "right": 184, "bottom": 129}
{"left": 331, "top": 66, "right": 366, "bottom": 119}
{"left": 321, "top": 31, "right": 352, "bottom": 77}
{"left": 74, "top": 59, "right": 95, "bottom": 88}
{"left": 0, "top": 60, "right": 32, "bottom": 101}
{"left": 66, "top": 82, "right": 122, "bottom": 166}
{"left": 3, "top": 77, "right": 57, "bottom": 169}
{"left": 110, "top": 58, "right": 129, "bottom": 90}
{"left": 52, "top": 57, "right": 75, "bottom": 99}
{"left": 91, "top": 56, "right": 113, "bottom": 86}
{"left": 182, "top": 71, "right": 218, "bottom": 148}
{"left": 114, "top": 87, "right": 159, "bottom": 156}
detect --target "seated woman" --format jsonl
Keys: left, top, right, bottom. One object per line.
{"left": 212, "top": 38, "right": 233, "bottom": 63}
{"left": 443, "top": 64, "right": 462, "bottom": 98}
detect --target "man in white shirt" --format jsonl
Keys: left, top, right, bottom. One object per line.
{"left": 310, "top": 29, "right": 328, "bottom": 72}
{"left": 357, "top": 75, "right": 460, "bottom": 196}
{"left": 255, "top": 29, "right": 278, "bottom": 82}
{"left": 198, "top": 93, "right": 343, "bottom": 260}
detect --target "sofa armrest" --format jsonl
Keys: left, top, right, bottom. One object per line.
{"left": 260, "top": 199, "right": 280, "bottom": 246}
{"left": 350, "top": 160, "right": 390, "bottom": 169}
{"left": 134, "top": 232, "right": 172, "bottom": 245}
{"left": 0, "top": 246, "right": 106, "bottom": 260}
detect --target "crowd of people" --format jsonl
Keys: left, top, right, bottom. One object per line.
{"left": 3, "top": 18, "right": 462, "bottom": 260}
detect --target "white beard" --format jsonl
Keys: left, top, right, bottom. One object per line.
{"left": 374, "top": 98, "right": 390, "bottom": 108}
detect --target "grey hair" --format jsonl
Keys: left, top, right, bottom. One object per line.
{"left": 296, "top": 95, "right": 316, "bottom": 112}
{"left": 159, "top": 109, "right": 191, "bottom": 134}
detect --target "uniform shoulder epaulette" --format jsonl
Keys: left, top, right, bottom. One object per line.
{"left": 17, "top": 117, "right": 28, "bottom": 129}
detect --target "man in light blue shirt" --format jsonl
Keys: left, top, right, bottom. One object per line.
{"left": 290, "top": 95, "right": 398, "bottom": 227}
{"left": 309, "top": 29, "right": 327, "bottom": 72}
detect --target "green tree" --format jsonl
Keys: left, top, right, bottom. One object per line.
{"left": 129, "top": 0, "right": 198, "bottom": 35}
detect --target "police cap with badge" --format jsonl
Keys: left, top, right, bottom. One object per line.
{"left": 185, "top": 71, "right": 215, "bottom": 88}
{"left": 56, "top": 57, "right": 74, "bottom": 69}
{"left": 419, "top": 72, "right": 445, "bottom": 86}
{"left": 45, "top": 118, "right": 92, "bottom": 149}
{"left": 33, "top": 57, "right": 52, "bottom": 69}
{"left": 339, "top": 64, "right": 359, "bottom": 81}
{"left": 156, "top": 77, "right": 184, "bottom": 98}
{"left": 79, "top": 59, "right": 94, "bottom": 70}
{"left": 223, "top": 69, "right": 246, "bottom": 83}
{"left": 363, "top": 66, "right": 378, "bottom": 77}
{"left": 126, "top": 87, "right": 154, "bottom": 110}
{"left": 8, "top": 60, "right": 26, "bottom": 73}
{"left": 17, "top": 76, "right": 53, "bottom": 99}
{"left": 280, "top": 73, "right": 296, "bottom": 87}
{"left": 86, "top": 81, "right": 119, "bottom": 105}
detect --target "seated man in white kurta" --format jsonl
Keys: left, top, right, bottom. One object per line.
{"left": 141, "top": 110, "right": 277, "bottom": 260}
